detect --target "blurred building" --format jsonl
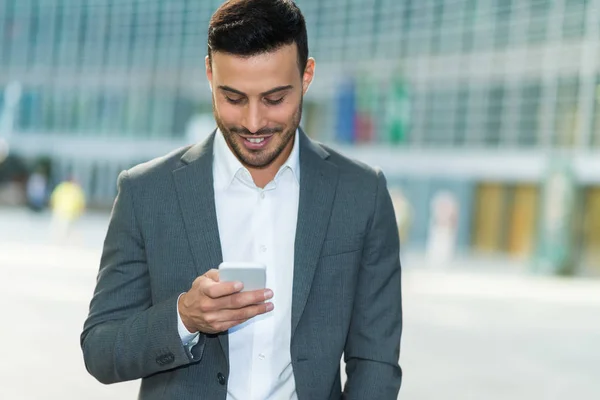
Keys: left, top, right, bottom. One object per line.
{"left": 1, "top": 0, "right": 600, "bottom": 273}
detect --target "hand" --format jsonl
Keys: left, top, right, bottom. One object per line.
{"left": 178, "top": 269, "right": 274, "bottom": 334}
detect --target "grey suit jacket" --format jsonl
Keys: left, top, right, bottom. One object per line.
{"left": 81, "top": 130, "right": 402, "bottom": 399}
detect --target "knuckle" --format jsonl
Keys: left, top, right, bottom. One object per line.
{"left": 244, "top": 307, "right": 257, "bottom": 319}
{"left": 213, "top": 323, "right": 225, "bottom": 332}
{"left": 230, "top": 295, "right": 245, "bottom": 309}
{"left": 198, "top": 300, "right": 212, "bottom": 313}
{"left": 195, "top": 277, "right": 208, "bottom": 290}
{"left": 203, "top": 285, "right": 216, "bottom": 298}
{"left": 204, "top": 313, "right": 217, "bottom": 325}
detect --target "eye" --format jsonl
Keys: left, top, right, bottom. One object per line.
{"left": 265, "top": 97, "right": 285, "bottom": 106}
{"left": 225, "top": 96, "right": 244, "bottom": 105}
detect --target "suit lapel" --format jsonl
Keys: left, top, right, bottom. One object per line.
{"left": 292, "top": 130, "right": 339, "bottom": 337}
{"left": 171, "top": 132, "right": 229, "bottom": 358}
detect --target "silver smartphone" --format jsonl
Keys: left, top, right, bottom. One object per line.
{"left": 218, "top": 262, "right": 267, "bottom": 292}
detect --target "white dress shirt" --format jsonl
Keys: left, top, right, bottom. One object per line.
{"left": 177, "top": 129, "right": 300, "bottom": 400}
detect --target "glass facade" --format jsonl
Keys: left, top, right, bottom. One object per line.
{"left": 1, "top": 0, "right": 600, "bottom": 148}
{"left": 2, "top": 0, "right": 600, "bottom": 207}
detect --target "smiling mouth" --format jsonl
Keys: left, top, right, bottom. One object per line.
{"left": 247, "top": 137, "right": 267, "bottom": 144}
{"left": 240, "top": 134, "right": 273, "bottom": 150}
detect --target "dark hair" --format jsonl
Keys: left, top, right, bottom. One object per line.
{"left": 208, "top": 0, "right": 308, "bottom": 74}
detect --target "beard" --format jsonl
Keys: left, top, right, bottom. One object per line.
{"left": 213, "top": 97, "right": 303, "bottom": 169}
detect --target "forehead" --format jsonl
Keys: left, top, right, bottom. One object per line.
{"left": 211, "top": 44, "right": 299, "bottom": 93}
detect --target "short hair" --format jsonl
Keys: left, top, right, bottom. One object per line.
{"left": 208, "top": 0, "right": 309, "bottom": 74}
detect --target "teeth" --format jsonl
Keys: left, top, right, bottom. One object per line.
{"left": 248, "top": 138, "right": 265, "bottom": 144}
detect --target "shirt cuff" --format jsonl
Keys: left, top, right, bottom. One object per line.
{"left": 177, "top": 293, "right": 200, "bottom": 346}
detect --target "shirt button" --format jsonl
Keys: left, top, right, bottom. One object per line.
{"left": 260, "top": 192, "right": 265, "bottom": 199}
{"left": 258, "top": 353, "right": 266, "bottom": 360}
{"left": 260, "top": 245, "right": 267, "bottom": 252}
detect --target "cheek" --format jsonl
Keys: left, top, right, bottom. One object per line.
{"left": 267, "top": 102, "right": 299, "bottom": 125}
{"left": 215, "top": 101, "right": 242, "bottom": 122}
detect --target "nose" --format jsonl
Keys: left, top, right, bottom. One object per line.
{"left": 242, "top": 101, "right": 266, "bottom": 134}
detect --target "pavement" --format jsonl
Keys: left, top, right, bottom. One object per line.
{"left": 1, "top": 208, "right": 599, "bottom": 399}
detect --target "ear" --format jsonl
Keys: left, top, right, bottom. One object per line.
{"left": 302, "top": 58, "right": 316, "bottom": 95}
{"left": 205, "top": 55, "right": 213, "bottom": 91}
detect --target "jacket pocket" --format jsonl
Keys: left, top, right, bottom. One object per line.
{"left": 320, "top": 234, "right": 364, "bottom": 258}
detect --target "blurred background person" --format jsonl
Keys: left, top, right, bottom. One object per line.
{"left": 49, "top": 178, "right": 86, "bottom": 242}
{"left": 426, "top": 190, "right": 459, "bottom": 268}
{"left": 25, "top": 168, "right": 48, "bottom": 211}
{"left": 389, "top": 186, "right": 413, "bottom": 249}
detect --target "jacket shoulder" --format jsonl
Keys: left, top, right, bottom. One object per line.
{"left": 125, "top": 145, "right": 193, "bottom": 183}
{"left": 318, "top": 142, "right": 382, "bottom": 181}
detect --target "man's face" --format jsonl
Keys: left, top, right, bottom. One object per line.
{"left": 206, "top": 44, "right": 314, "bottom": 169}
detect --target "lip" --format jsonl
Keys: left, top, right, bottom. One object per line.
{"left": 239, "top": 134, "right": 273, "bottom": 150}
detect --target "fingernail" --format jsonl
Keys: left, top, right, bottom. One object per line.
{"left": 266, "top": 302, "right": 274, "bottom": 312}
{"left": 234, "top": 282, "right": 243, "bottom": 291}
{"left": 264, "top": 289, "right": 273, "bottom": 299}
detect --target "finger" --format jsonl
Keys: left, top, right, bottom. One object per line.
{"left": 203, "top": 280, "right": 245, "bottom": 299}
{"left": 205, "top": 318, "right": 251, "bottom": 334}
{"left": 221, "top": 319, "right": 250, "bottom": 331}
{"left": 216, "top": 302, "right": 275, "bottom": 323}
{"left": 204, "top": 269, "right": 220, "bottom": 282}
{"left": 217, "top": 289, "right": 273, "bottom": 310}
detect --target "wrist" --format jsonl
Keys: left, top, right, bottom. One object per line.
{"left": 178, "top": 292, "right": 197, "bottom": 334}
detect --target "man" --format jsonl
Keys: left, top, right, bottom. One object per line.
{"left": 81, "top": 1, "right": 402, "bottom": 399}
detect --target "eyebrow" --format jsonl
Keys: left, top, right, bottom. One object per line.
{"left": 218, "top": 85, "right": 294, "bottom": 97}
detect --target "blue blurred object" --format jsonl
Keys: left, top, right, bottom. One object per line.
{"left": 335, "top": 77, "right": 356, "bottom": 144}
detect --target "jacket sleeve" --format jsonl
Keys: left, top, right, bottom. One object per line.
{"left": 80, "top": 170, "right": 205, "bottom": 384}
{"left": 343, "top": 170, "right": 403, "bottom": 399}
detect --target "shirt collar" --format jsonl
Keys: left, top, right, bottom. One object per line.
{"left": 213, "top": 128, "right": 301, "bottom": 190}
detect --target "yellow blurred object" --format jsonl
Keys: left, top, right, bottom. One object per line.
{"left": 583, "top": 187, "right": 600, "bottom": 273}
{"left": 50, "top": 181, "right": 86, "bottom": 221}
{"left": 507, "top": 185, "right": 539, "bottom": 259}
{"left": 473, "top": 183, "right": 505, "bottom": 253}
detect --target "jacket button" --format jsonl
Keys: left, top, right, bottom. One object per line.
{"left": 163, "top": 353, "right": 175, "bottom": 364}
{"left": 217, "top": 372, "right": 226, "bottom": 385}
{"left": 156, "top": 353, "right": 175, "bottom": 366}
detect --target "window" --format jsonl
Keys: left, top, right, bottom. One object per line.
{"left": 105, "top": 0, "right": 134, "bottom": 69}
{"left": 56, "top": 2, "right": 82, "bottom": 68}
{"left": 80, "top": 2, "right": 109, "bottom": 68}
{"left": 493, "top": 0, "right": 512, "bottom": 50}
{"left": 437, "top": 0, "right": 464, "bottom": 55}
{"left": 430, "top": 0, "right": 445, "bottom": 55}
{"left": 18, "top": 86, "right": 44, "bottom": 131}
{"left": 563, "top": 0, "right": 587, "bottom": 40}
{"left": 486, "top": 85, "right": 505, "bottom": 146}
{"left": 32, "top": 1, "right": 57, "bottom": 67}
{"left": 528, "top": 0, "right": 550, "bottom": 44}
{"left": 590, "top": 77, "right": 600, "bottom": 148}
{"left": 0, "top": 1, "right": 15, "bottom": 67}
{"left": 155, "top": 1, "right": 185, "bottom": 68}
{"left": 129, "top": 1, "right": 158, "bottom": 69}
{"left": 554, "top": 76, "right": 579, "bottom": 148}
{"left": 423, "top": 88, "right": 456, "bottom": 147}
{"left": 454, "top": 87, "right": 470, "bottom": 146}
{"left": 518, "top": 82, "right": 542, "bottom": 146}
{"left": 462, "top": 0, "right": 478, "bottom": 52}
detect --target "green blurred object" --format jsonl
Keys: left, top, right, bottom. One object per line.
{"left": 534, "top": 159, "right": 578, "bottom": 275}
{"left": 385, "top": 72, "right": 411, "bottom": 145}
